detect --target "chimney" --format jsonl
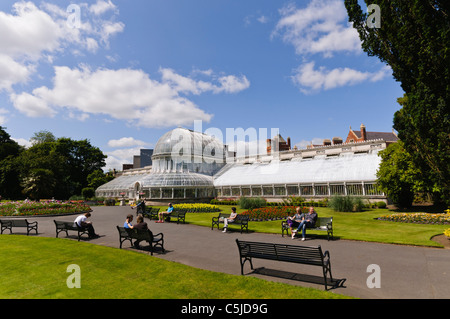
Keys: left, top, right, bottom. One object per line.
{"left": 287, "top": 137, "right": 291, "bottom": 149}
{"left": 332, "top": 137, "right": 343, "bottom": 145}
{"left": 360, "top": 123, "right": 367, "bottom": 141}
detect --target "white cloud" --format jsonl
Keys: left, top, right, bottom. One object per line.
{"left": 108, "top": 137, "right": 149, "bottom": 148}
{"left": 0, "top": 0, "right": 125, "bottom": 100}
{"left": 0, "top": 108, "right": 8, "bottom": 125}
{"left": 104, "top": 146, "right": 141, "bottom": 171}
{"left": 273, "top": 0, "right": 361, "bottom": 57}
{"left": 160, "top": 68, "right": 250, "bottom": 95}
{"left": 292, "top": 62, "right": 391, "bottom": 93}
{"left": 89, "top": 0, "right": 117, "bottom": 16}
{"left": 0, "top": 54, "right": 34, "bottom": 91}
{"left": 0, "top": 2, "right": 63, "bottom": 60}
{"left": 10, "top": 91, "right": 56, "bottom": 117}
{"left": 12, "top": 137, "right": 32, "bottom": 149}
{"left": 11, "top": 65, "right": 249, "bottom": 128}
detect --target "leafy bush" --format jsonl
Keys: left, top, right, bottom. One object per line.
{"left": 0, "top": 201, "right": 92, "bottom": 216}
{"left": 239, "top": 197, "right": 266, "bottom": 210}
{"left": 377, "top": 201, "right": 387, "bottom": 208}
{"left": 241, "top": 206, "right": 301, "bottom": 221}
{"left": 328, "top": 195, "right": 364, "bottom": 212}
{"left": 210, "top": 199, "right": 238, "bottom": 205}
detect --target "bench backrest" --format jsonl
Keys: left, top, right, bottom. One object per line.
{"left": 316, "top": 217, "right": 332, "bottom": 227}
{"left": 217, "top": 213, "right": 248, "bottom": 221}
{"left": 54, "top": 220, "right": 79, "bottom": 230}
{"left": 0, "top": 219, "right": 30, "bottom": 227}
{"left": 130, "top": 228, "right": 154, "bottom": 240}
{"left": 0, "top": 219, "right": 13, "bottom": 226}
{"left": 236, "top": 240, "right": 324, "bottom": 266}
{"left": 117, "top": 226, "right": 130, "bottom": 237}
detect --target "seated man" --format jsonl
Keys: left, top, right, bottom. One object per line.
{"left": 293, "top": 207, "right": 317, "bottom": 241}
{"left": 74, "top": 212, "right": 99, "bottom": 239}
{"left": 157, "top": 203, "right": 173, "bottom": 223}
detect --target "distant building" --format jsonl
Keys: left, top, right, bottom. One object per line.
{"left": 267, "top": 134, "right": 291, "bottom": 153}
{"left": 346, "top": 124, "right": 398, "bottom": 145}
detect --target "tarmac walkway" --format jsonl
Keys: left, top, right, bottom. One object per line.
{"left": 10, "top": 206, "right": 450, "bottom": 299}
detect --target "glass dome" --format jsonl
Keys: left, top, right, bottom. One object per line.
{"left": 152, "top": 127, "right": 227, "bottom": 175}
{"left": 140, "top": 172, "right": 213, "bottom": 187}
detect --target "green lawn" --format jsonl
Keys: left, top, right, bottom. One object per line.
{"left": 1, "top": 203, "right": 447, "bottom": 299}
{"left": 0, "top": 235, "right": 350, "bottom": 299}
{"left": 160, "top": 205, "right": 448, "bottom": 248}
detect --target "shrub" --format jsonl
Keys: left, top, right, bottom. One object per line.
{"left": 377, "top": 201, "right": 387, "bottom": 209}
{"left": 328, "top": 195, "right": 364, "bottom": 212}
{"left": 210, "top": 199, "right": 238, "bottom": 205}
{"left": 241, "top": 206, "right": 301, "bottom": 220}
{"left": 239, "top": 197, "right": 266, "bottom": 210}
{"left": 0, "top": 201, "right": 92, "bottom": 216}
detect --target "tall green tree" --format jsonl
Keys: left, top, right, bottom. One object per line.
{"left": 20, "top": 135, "right": 107, "bottom": 199}
{"left": 376, "top": 141, "right": 421, "bottom": 207}
{"left": 0, "top": 126, "right": 23, "bottom": 199}
{"left": 345, "top": 0, "right": 450, "bottom": 204}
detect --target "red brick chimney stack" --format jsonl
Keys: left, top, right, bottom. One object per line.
{"left": 360, "top": 123, "right": 367, "bottom": 141}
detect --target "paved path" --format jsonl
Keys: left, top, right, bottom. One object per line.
{"left": 13, "top": 206, "right": 450, "bottom": 299}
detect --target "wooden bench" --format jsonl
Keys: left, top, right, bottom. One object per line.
{"left": 140, "top": 207, "right": 160, "bottom": 220}
{"left": 281, "top": 217, "right": 333, "bottom": 240}
{"left": 116, "top": 226, "right": 165, "bottom": 255}
{"left": 54, "top": 220, "right": 89, "bottom": 241}
{"left": 0, "top": 219, "right": 38, "bottom": 235}
{"left": 164, "top": 208, "right": 187, "bottom": 224}
{"left": 236, "top": 239, "right": 336, "bottom": 290}
{"left": 211, "top": 213, "right": 249, "bottom": 233}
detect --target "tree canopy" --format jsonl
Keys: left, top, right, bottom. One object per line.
{"left": 345, "top": 0, "right": 449, "bottom": 205}
{"left": 0, "top": 127, "right": 108, "bottom": 200}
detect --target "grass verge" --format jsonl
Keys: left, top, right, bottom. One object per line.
{"left": 0, "top": 235, "right": 351, "bottom": 299}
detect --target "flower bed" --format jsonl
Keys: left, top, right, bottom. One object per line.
{"left": 240, "top": 206, "right": 307, "bottom": 221}
{"left": 173, "top": 203, "right": 221, "bottom": 213}
{"left": 0, "top": 201, "right": 92, "bottom": 216}
{"left": 377, "top": 213, "right": 450, "bottom": 225}
{"left": 444, "top": 228, "right": 450, "bottom": 239}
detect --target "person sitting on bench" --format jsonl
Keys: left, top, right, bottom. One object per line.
{"left": 292, "top": 207, "right": 317, "bottom": 240}
{"left": 74, "top": 212, "right": 99, "bottom": 239}
{"left": 157, "top": 203, "right": 173, "bottom": 223}
{"left": 223, "top": 207, "right": 237, "bottom": 233}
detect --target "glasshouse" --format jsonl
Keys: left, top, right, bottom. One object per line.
{"left": 95, "top": 127, "right": 387, "bottom": 203}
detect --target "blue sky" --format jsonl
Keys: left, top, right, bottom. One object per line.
{"left": 0, "top": 0, "right": 404, "bottom": 170}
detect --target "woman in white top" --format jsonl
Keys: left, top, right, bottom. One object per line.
{"left": 223, "top": 207, "right": 237, "bottom": 233}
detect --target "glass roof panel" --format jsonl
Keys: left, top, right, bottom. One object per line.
{"left": 213, "top": 153, "right": 381, "bottom": 186}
